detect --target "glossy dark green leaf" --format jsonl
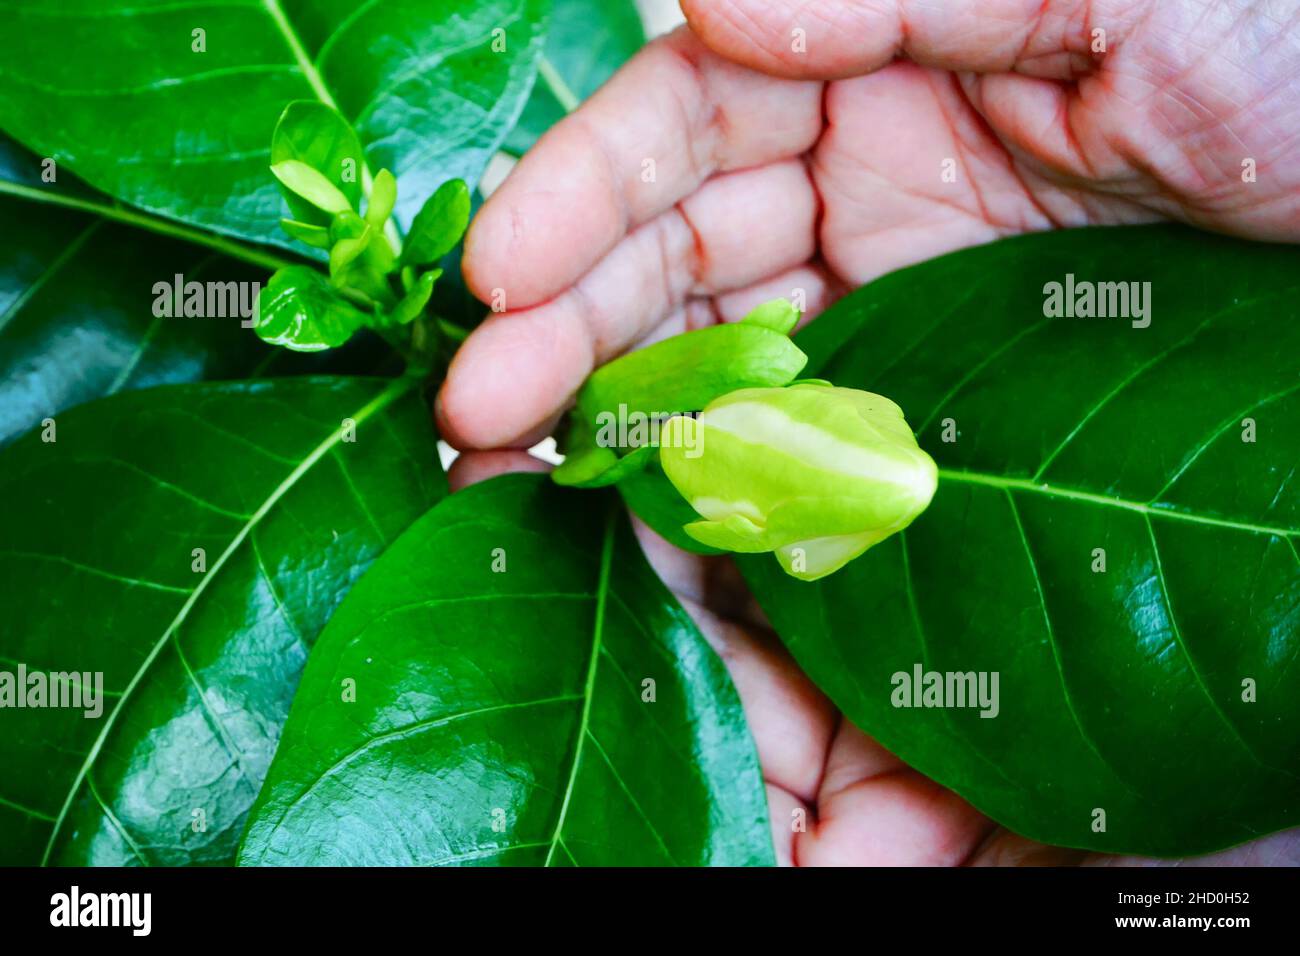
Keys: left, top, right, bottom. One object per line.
{"left": 0, "top": 376, "right": 446, "bottom": 865}
{"left": 744, "top": 224, "right": 1300, "bottom": 856}
{"left": 0, "top": 0, "right": 547, "bottom": 249}
{"left": 239, "top": 474, "right": 773, "bottom": 866}
{"left": 505, "top": 0, "right": 645, "bottom": 154}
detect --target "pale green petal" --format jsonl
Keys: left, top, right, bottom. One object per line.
{"left": 683, "top": 514, "right": 770, "bottom": 552}
{"left": 775, "top": 531, "right": 881, "bottom": 581}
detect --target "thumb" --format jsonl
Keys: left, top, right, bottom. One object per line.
{"left": 680, "top": 0, "right": 1126, "bottom": 81}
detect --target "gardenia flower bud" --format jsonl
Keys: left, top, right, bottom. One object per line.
{"left": 659, "top": 383, "right": 938, "bottom": 581}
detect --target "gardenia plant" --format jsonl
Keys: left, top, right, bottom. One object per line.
{"left": 1, "top": 0, "right": 1295, "bottom": 869}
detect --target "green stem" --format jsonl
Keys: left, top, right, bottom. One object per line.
{"left": 0, "top": 180, "right": 297, "bottom": 274}
{"left": 436, "top": 318, "right": 469, "bottom": 343}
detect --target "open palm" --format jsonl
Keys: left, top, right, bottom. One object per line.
{"left": 438, "top": 0, "right": 1300, "bottom": 864}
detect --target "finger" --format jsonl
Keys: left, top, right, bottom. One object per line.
{"left": 681, "top": 0, "right": 1126, "bottom": 81}
{"left": 633, "top": 260, "right": 844, "bottom": 350}
{"left": 440, "top": 160, "right": 818, "bottom": 449}
{"left": 764, "top": 783, "right": 810, "bottom": 867}
{"left": 957, "top": 71, "right": 1161, "bottom": 198}
{"left": 463, "top": 26, "right": 823, "bottom": 309}
{"left": 965, "top": 828, "right": 1089, "bottom": 866}
{"left": 809, "top": 61, "right": 1145, "bottom": 286}
{"left": 796, "top": 721, "right": 995, "bottom": 866}
{"left": 446, "top": 449, "right": 551, "bottom": 493}
{"left": 714, "top": 261, "right": 846, "bottom": 327}
{"left": 631, "top": 520, "right": 773, "bottom": 633}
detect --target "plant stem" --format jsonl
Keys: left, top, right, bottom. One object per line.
{"left": 0, "top": 180, "right": 297, "bottom": 273}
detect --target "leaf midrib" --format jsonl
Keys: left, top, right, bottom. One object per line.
{"left": 0, "top": 0, "right": 399, "bottom": 274}
{"left": 260, "top": 0, "right": 403, "bottom": 250}
{"left": 39, "top": 374, "right": 417, "bottom": 866}
{"left": 938, "top": 469, "right": 1299, "bottom": 539}
{"left": 543, "top": 504, "right": 616, "bottom": 867}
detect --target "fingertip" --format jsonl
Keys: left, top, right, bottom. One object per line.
{"left": 447, "top": 449, "right": 552, "bottom": 494}
{"left": 435, "top": 302, "right": 594, "bottom": 450}
{"left": 461, "top": 197, "right": 534, "bottom": 307}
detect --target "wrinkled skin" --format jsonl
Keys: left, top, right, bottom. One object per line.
{"left": 438, "top": 0, "right": 1300, "bottom": 864}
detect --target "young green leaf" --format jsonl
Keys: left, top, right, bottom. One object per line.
{"left": 270, "top": 160, "right": 353, "bottom": 217}
{"left": 280, "top": 218, "right": 332, "bottom": 249}
{"left": 271, "top": 101, "right": 366, "bottom": 226}
{"left": 387, "top": 269, "right": 440, "bottom": 326}
{"left": 254, "top": 266, "right": 370, "bottom": 352}
{"left": 366, "top": 168, "right": 398, "bottom": 228}
{"left": 329, "top": 210, "right": 368, "bottom": 243}
{"left": 575, "top": 321, "right": 808, "bottom": 429}
{"left": 554, "top": 442, "right": 657, "bottom": 488}
{"left": 328, "top": 223, "right": 374, "bottom": 279}
{"left": 401, "top": 179, "right": 471, "bottom": 267}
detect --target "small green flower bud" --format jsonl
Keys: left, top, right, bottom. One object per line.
{"left": 659, "top": 383, "right": 937, "bottom": 581}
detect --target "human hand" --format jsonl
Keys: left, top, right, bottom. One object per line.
{"left": 438, "top": 0, "right": 1300, "bottom": 864}
{"left": 440, "top": 0, "right": 1300, "bottom": 449}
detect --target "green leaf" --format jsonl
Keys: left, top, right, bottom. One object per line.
{"left": 387, "top": 269, "right": 439, "bottom": 327}
{"left": 279, "top": 218, "right": 331, "bottom": 248}
{"left": 0, "top": 376, "right": 446, "bottom": 864}
{"left": 420, "top": 190, "right": 487, "bottom": 333}
{"left": 0, "top": 0, "right": 548, "bottom": 249}
{"left": 270, "top": 160, "right": 352, "bottom": 217}
{"left": 0, "top": 129, "right": 296, "bottom": 276}
{"left": 323, "top": 211, "right": 395, "bottom": 303}
{"left": 744, "top": 224, "right": 1300, "bottom": 856}
{"left": 239, "top": 474, "right": 774, "bottom": 866}
{"left": 328, "top": 223, "right": 374, "bottom": 277}
{"left": 577, "top": 323, "right": 808, "bottom": 427}
{"left": 255, "top": 266, "right": 369, "bottom": 352}
{"left": 505, "top": 0, "right": 646, "bottom": 154}
{"left": 554, "top": 441, "right": 656, "bottom": 488}
{"left": 270, "top": 101, "right": 365, "bottom": 226}
{"left": 0, "top": 134, "right": 400, "bottom": 445}
{"left": 365, "top": 169, "right": 397, "bottom": 228}
{"left": 401, "top": 179, "right": 471, "bottom": 268}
